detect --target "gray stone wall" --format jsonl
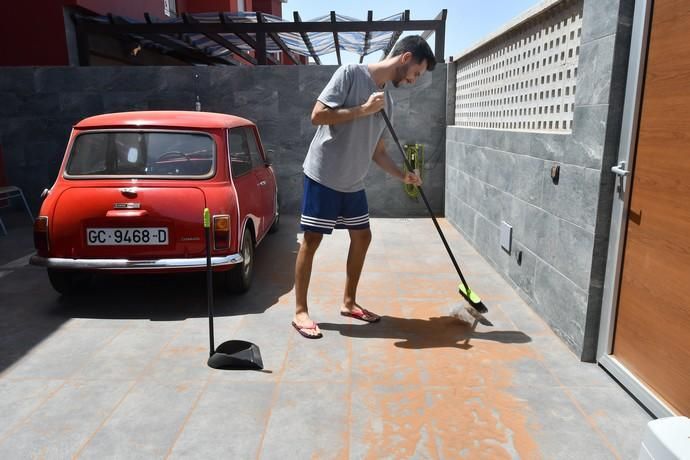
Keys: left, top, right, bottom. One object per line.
{"left": 0, "top": 64, "right": 447, "bottom": 217}
{"left": 445, "top": 0, "right": 633, "bottom": 360}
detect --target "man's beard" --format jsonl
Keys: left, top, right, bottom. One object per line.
{"left": 392, "top": 62, "right": 411, "bottom": 88}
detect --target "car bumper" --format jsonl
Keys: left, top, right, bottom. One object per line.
{"left": 29, "top": 254, "right": 243, "bottom": 270}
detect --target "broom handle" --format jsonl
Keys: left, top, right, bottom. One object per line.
{"left": 380, "top": 110, "right": 470, "bottom": 290}
{"left": 204, "top": 211, "right": 215, "bottom": 356}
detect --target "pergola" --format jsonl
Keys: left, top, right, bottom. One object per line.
{"left": 72, "top": 10, "right": 447, "bottom": 66}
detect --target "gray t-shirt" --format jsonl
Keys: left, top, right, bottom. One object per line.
{"left": 302, "top": 64, "right": 394, "bottom": 193}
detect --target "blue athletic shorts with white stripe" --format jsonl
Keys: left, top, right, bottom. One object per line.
{"left": 300, "top": 175, "right": 370, "bottom": 234}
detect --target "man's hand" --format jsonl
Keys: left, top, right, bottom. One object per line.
{"left": 361, "top": 92, "right": 385, "bottom": 116}
{"left": 403, "top": 171, "right": 423, "bottom": 186}
{"left": 311, "top": 91, "right": 385, "bottom": 125}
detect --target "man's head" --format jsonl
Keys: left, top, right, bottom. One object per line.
{"left": 390, "top": 35, "right": 436, "bottom": 87}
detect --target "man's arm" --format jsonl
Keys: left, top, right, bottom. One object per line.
{"left": 311, "top": 92, "right": 385, "bottom": 126}
{"left": 372, "top": 138, "right": 422, "bottom": 185}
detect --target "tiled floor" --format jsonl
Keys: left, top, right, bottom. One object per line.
{"left": 0, "top": 216, "right": 651, "bottom": 459}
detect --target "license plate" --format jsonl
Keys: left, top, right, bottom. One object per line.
{"left": 87, "top": 227, "right": 168, "bottom": 245}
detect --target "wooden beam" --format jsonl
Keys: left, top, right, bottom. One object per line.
{"left": 433, "top": 9, "right": 447, "bottom": 63}
{"left": 256, "top": 26, "right": 267, "bottom": 65}
{"left": 256, "top": 12, "right": 300, "bottom": 65}
{"left": 72, "top": 14, "right": 91, "bottom": 66}
{"left": 219, "top": 13, "right": 278, "bottom": 65}
{"left": 182, "top": 13, "right": 257, "bottom": 65}
{"left": 422, "top": 9, "right": 447, "bottom": 40}
{"left": 293, "top": 11, "right": 320, "bottom": 65}
{"left": 80, "top": 17, "right": 445, "bottom": 34}
{"left": 381, "top": 10, "right": 409, "bottom": 60}
{"left": 330, "top": 11, "right": 341, "bottom": 66}
{"left": 359, "top": 10, "right": 373, "bottom": 64}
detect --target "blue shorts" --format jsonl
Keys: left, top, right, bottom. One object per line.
{"left": 300, "top": 175, "right": 370, "bottom": 234}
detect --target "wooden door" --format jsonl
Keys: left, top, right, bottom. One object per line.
{"left": 613, "top": 0, "right": 690, "bottom": 415}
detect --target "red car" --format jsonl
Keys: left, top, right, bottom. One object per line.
{"left": 30, "top": 111, "right": 279, "bottom": 295}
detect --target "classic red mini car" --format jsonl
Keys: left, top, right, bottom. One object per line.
{"left": 30, "top": 111, "right": 279, "bottom": 295}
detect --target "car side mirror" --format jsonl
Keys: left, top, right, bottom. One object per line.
{"left": 264, "top": 149, "right": 275, "bottom": 166}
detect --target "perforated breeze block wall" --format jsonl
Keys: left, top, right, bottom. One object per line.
{"left": 445, "top": 0, "right": 635, "bottom": 360}
{"left": 455, "top": 1, "right": 582, "bottom": 132}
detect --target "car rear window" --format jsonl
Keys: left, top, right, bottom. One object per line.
{"left": 66, "top": 131, "right": 215, "bottom": 177}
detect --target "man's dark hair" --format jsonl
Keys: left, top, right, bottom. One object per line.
{"left": 391, "top": 35, "right": 437, "bottom": 71}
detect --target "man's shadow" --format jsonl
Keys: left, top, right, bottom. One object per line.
{"left": 318, "top": 315, "right": 531, "bottom": 350}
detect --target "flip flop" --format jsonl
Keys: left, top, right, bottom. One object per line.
{"left": 292, "top": 321, "right": 323, "bottom": 339}
{"left": 340, "top": 307, "right": 381, "bottom": 323}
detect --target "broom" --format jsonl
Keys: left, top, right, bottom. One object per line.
{"left": 380, "top": 110, "right": 488, "bottom": 318}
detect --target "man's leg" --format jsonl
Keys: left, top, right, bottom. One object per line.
{"left": 342, "top": 227, "right": 372, "bottom": 312}
{"left": 294, "top": 231, "right": 323, "bottom": 336}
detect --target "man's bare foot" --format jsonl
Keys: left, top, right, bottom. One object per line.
{"left": 340, "top": 303, "right": 381, "bottom": 323}
{"left": 292, "top": 312, "right": 322, "bottom": 338}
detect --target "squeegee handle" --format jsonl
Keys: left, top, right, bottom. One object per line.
{"left": 380, "top": 110, "right": 470, "bottom": 290}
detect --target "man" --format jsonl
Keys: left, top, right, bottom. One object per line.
{"left": 292, "top": 35, "right": 436, "bottom": 338}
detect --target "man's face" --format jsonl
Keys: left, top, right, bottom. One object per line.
{"left": 392, "top": 52, "right": 429, "bottom": 88}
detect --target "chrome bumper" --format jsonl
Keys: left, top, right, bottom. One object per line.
{"left": 29, "top": 254, "right": 243, "bottom": 270}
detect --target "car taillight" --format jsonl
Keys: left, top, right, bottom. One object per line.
{"left": 34, "top": 216, "right": 49, "bottom": 254}
{"left": 213, "top": 215, "right": 230, "bottom": 250}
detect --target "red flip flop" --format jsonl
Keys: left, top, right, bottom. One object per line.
{"left": 292, "top": 321, "right": 323, "bottom": 339}
{"left": 340, "top": 307, "right": 381, "bottom": 323}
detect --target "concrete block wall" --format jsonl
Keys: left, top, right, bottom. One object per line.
{"left": 445, "top": 0, "right": 634, "bottom": 360}
{"left": 0, "top": 64, "right": 447, "bottom": 217}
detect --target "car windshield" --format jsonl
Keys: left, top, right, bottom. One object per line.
{"left": 66, "top": 131, "right": 215, "bottom": 177}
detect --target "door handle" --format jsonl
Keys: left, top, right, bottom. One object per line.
{"left": 611, "top": 161, "right": 630, "bottom": 176}
{"left": 611, "top": 161, "right": 630, "bottom": 195}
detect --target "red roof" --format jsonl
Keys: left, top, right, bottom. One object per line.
{"left": 74, "top": 111, "right": 254, "bottom": 129}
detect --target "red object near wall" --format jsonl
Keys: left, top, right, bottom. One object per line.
{"left": 0, "top": 2, "right": 69, "bottom": 65}
{"left": 0, "top": 0, "right": 286, "bottom": 67}
{"left": 252, "top": 0, "right": 282, "bottom": 16}
{"left": 177, "top": 0, "right": 249, "bottom": 14}
{"left": 68, "top": 0, "right": 169, "bottom": 19}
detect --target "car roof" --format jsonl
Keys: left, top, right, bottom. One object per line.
{"left": 74, "top": 111, "right": 255, "bottom": 129}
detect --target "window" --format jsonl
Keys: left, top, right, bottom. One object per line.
{"left": 66, "top": 131, "right": 214, "bottom": 177}
{"left": 246, "top": 127, "right": 265, "bottom": 166}
{"left": 229, "top": 128, "right": 253, "bottom": 177}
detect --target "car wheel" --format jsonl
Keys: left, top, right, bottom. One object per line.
{"left": 268, "top": 192, "right": 280, "bottom": 234}
{"left": 47, "top": 269, "right": 91, "bottom": 295}
{"left": 226, "top": 228, "right": 254, "bottom": 294}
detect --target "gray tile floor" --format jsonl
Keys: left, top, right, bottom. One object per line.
{"left": 0, "top": 216, "right": 651, "bottom": 459}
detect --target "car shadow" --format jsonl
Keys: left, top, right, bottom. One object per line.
{"left": 50, "top": 230, "right": 300, "bottom": 322}
{"left": 318, "top": 315, "right": 532, "bottom": 350}
{"left": 0, "top": 220, "right": 301, "bottom": 374}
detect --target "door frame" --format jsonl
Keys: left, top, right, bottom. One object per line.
{"left": 597, "top": 0, "right": 676, "bottom": 418}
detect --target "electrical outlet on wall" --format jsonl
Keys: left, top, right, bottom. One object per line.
{"left": 501, "top": 221, "right": 512, "bottom": 253}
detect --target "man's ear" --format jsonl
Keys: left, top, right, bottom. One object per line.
{"left": 400, "top": 51, "right": 412, "bottom": 64}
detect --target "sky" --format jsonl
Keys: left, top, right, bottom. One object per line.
{"left": 283, "top": 0, "right": 543, "bottom": 64}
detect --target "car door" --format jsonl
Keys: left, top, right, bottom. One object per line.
{"left": 246, "top": 126, "right": 276, "bottom": 237}
{"left": 228, "top": 127, "right": 261, "bottom": 244}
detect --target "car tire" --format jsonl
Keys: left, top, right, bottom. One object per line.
{"left": 226, "top": 228, "right": 254, "bottom": 294}
{"left": 268, "top": 191, "right": 280, "bottom": 234}
{"left": 47, "top": 269, "right": 91, "bottom": 295}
